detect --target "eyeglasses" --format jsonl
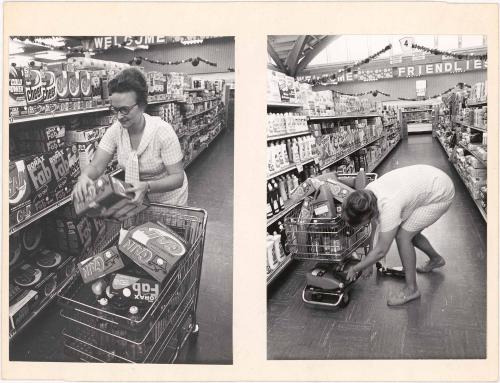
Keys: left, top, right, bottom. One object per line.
{"left": 109, "top": 103, "right": 138, "bottom": 115}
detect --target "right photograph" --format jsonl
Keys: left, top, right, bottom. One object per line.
{"left": 266, "top": 35, "right": 487, "bottom": 359}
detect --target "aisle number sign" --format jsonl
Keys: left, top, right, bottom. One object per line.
{"left": 400, "top": 37, "right": 415, "bottom": 52}
{"left": 416, "top": 80, "right": 427, "bottom": 97}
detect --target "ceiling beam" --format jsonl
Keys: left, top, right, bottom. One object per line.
{"left": 285, "top": 35, "right": 308, "bottom": 77}
{"left": 295, "top": 35, "right": 339, "bottom": 75}
{"left": 267, "top": 39, "right": 287, "bottom": 73}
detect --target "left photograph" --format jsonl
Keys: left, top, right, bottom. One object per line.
{"left": 8, "top": 35, "right": 234, "bottom": 364}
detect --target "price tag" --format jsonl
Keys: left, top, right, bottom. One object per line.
{"left": 296, "top": 163, "right": 304, "bottom": 173}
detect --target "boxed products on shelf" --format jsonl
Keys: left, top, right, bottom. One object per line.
{"left": 11, "top": 262, "right": 58, "bottom": 306}
{"left": 469, "top": 81, "right": 487, "bottom": 103}
{"left": 9, "top": 290, "right": 40, "bottom": 334}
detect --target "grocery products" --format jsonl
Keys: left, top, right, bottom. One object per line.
{"left": 73, "top": 175, "right": 149, "bottom": 219}
{"left": 78, "top": 246, "right": 125, "bottom": 284}
{"left": 119, "top": 222, "right": 188, "bottom": 283}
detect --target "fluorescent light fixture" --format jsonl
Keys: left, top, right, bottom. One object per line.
{"left": 181, "top": 39, "right": 204, "bottom": 45}
{"left": 9, "top": 40, "right": 25, "bottom": 55}
{"left": 34, "top": 51, "right": 67, "bottom": 60}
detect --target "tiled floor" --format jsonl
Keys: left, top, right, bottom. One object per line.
{"left": 10, "top": 103, "right": 234, "bottom": 365}
{"left": 267, "top": 133, "right": 487, "bottom": 360}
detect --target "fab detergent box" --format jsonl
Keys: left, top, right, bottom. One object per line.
{"left": 9, "top": 158, "right": 36, "bottom": 227}
{"left": 47, "top": 149, "right": 72, "bottom": 202}
{"left": 63, "top": 144, "right": 81, "bottom": 186}
{"left": 9, "top": 290, "right": 39, "bottom": 333}
{"left": 25, "top": 154, "right": 56, "bottom": 213}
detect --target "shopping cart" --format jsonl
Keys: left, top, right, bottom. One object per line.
{"left": 57, "top": 203, "right": 207, "bottom": 363}
{"left": 284, "top": 173, "right": 377, "bottom": 309}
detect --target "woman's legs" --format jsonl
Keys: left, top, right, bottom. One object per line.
{"left": 395, "top": 228, "right": 420, "bottom": 293}
{"left": 412, "top": 232, "right": 441, "bottom": 261}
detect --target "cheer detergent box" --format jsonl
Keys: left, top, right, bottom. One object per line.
{"left": 9, "top": 158, "right": 35, "bottom": 226}
{"left": 119, "top": 222, "right": 188, "bottom": 283}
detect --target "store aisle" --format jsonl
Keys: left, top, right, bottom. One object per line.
{"left": 267, "top": 133, "right": 486, "bottom": 359}
{"left": 9, "top": 115, "right": 234, "bottom": 365}
{"left": 179, "top": 113, "right": 234, "bottom": 364}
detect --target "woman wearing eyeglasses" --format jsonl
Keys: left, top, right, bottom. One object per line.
{"left": 72, "top": 67, "right": 188, "bottom": 210}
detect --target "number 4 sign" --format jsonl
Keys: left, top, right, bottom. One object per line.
{"left": 400, "top": 37, "right": 415, "bottom": 52}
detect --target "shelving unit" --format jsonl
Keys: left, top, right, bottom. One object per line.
{"left": 267, "top": 102, "right": 303, "bottom": 108}
{"left": 9, "top": 106, "right": 111, "bottom": 124}
{"left": 267, "top": 130, "right": 311, "bottom": 141}
{"left": 183, "top": 105, "right": 218, "bottom": 120}
{"left": 267, "top": 158, "right": 314, "bottom": 180}
{"left": 459, "top": 142, "right": 487, "bottom": 165}
{"left": 455, "top": 119, "right": 487, "bottom": 133}
{"left": 308, "top": 113, "right": 379, "bottom": 121}
{"left": 9, "top": 168, "right": 123, "bottom": 236}
{"left": 179, "top": 97, "right": 219, "bottom": 104}
{"left": 266, "top": 256, "right": 293, "bottom": 285}
{"left": 466, "top": 100, "right": 487, "bottom": 107}
{"left": 367, "top": 137, "right": 401, "bottom": 172}
{"left": 319, "top": 134, "right": 386, "bottom": 171}
{"left": 184, "top": 124, "right": 224, "bottom": 168}
{"left": 9, "top": 274, "right": 77, "bottom": 341}
{"left": 266, "top": 105, "right": 400, "bottom": 286}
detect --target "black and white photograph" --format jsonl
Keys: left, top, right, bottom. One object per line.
{"left": 8, "top": 35, "right": 234, "bottom": 364}
{"left": 267, "top": 35, "right": 487, "bottom": 359}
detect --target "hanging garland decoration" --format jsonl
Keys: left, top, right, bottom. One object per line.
{"left": 298, "top": 44, "right": 393, "bottom": 86}
{"left": 411, "top": 43, "right": 487, "bottom": 60}
{"left": 331, "top": 84, "right": 471, "bottom": 101}
{"left": 129, "top": 56, "right": 217, "bottom": 67}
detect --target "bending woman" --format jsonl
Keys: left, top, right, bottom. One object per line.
{"left": 72, "top": 67, "right": 188, "bottom": 211}
{"left": 343, "top": 165, "right": 455, "bottom": 306}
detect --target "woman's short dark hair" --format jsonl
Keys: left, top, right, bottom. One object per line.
{"left": 342, "top": 189, "right": 378, "bottom": 226}
{"left": 108, "top": 68, "right": 148, "bottom": 109}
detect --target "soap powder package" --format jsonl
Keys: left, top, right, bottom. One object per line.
{"left": 119, "top": 222, "right": 189, "bottom": 283}
{"left": 77, "top": 246, "right": 125, "bottom": 284}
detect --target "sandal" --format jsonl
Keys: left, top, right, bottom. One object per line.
{"left": 387, "top": 289, "right": 421, "bottom": 306}
{"left": 416, "top": 257, "right": 446, "bottom": 273}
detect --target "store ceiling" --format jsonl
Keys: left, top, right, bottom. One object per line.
{"left": 267, "top": 35, "right": 339, "bottom": 77}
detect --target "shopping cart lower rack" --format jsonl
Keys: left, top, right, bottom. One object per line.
{"left": 57, "top": 203, "right": 207, "bottom": 363}
{"left": 284, "top": 173, "right": 377, "bottom": 309}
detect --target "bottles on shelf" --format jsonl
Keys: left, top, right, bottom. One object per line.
{"left": 267, "top": 113, "right": 309, "bottom": 137}
{"left": 267, "top": 135, "right": 318, "bottom": 175}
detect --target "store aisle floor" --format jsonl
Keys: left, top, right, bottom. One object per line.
{"left": 179, "top": 115, "right": 234, "bottom": 364}
{"left": 268, "top": 134, "right": 486, "bottom": 359}
{"left": 9, "top": 115, "right": 234, "bottom": 365}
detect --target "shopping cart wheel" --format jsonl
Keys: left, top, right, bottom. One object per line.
{"left": 338, "top": 291, "right": 350, "bottom": 308}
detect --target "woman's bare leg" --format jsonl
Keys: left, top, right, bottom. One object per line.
{"left": 412, "top": 232, "right": 442, "bottom": 261}
{"left": 395, "top": 228, "right": 419, "bottom": 293}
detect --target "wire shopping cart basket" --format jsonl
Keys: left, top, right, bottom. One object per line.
{"left": 57, "top": 203, "right": 207, "bottom": 363}
{"left": 284, "top": 172, "right": 377, "bottom": 308}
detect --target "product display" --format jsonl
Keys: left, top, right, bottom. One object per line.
{"left": 9, "top": 36, "right": 232, "bottom": 366}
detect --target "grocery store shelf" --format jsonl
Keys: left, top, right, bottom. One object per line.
{"left": 406, "top": 119, "right": 431, "bottom": 123}
{"left": 10, "top": 273, "right": 77, "bottom": 341}
{"left": 148, "top": 98, "right": 182, "bottom": 105}
{"left": 267, "top": 130, "right": 311, "bottom": 141}
{"left": 9, "top": 168, "right": 123, "bottom": 236}
{"left": 402, "top": 108, "right": 432, "bottom": 113}
{"left": 184, "top": 126, "right": 223, "bottom": 168}
{"left": 320, "top": 134, "right": 386, "bottom": 171}
{"left": 383, "top": 120, "right": 397, "bottom": 127}
{"left": 267, "top": 158, "right": 314, "bottom": 180}
{"left": 455, "top": 120, "right": 487, "bottom": 133}
{"left": 308, "top": 113, "right": 380, "bottom": 122}
{"left": 368, "top": 138, "right": 401, "bottom": 172}
{"left": 439, "top": 136, "right": 486, "bottom": 223}
{"left": 185, "top": 88, "right": 208, "bottom": 92}
{"left": 179, "top": 97, "right": 219, "bottom": 104}
{"left": 183, "top": 106, "right": 218, "bottom": 119}
{"left": 459, "top": 142, "right": 487, "bottom": 165}
{"left": 467, "top": 100, "right": 487, "bottom": 107}
{"left": 267, "top": 256, "right": 293, "bottom": 285}
{"left": 451, "top": 162, "right": 487, "bottom": 223}
{"left": 267, "top": 102, "right": 303, "bottom": 108}
{"left": 267, "top": 201, "right": 302, "bottom": 227}
{"left": 9, "top": 106, "right": 110, "bottom": 124}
